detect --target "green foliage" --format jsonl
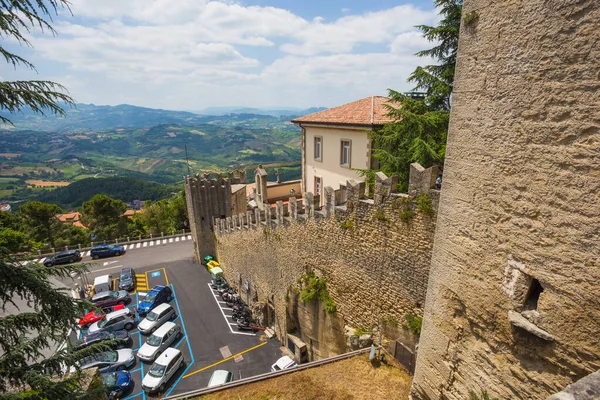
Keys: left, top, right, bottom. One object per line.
{"left": 353, "top": 327, "right": 369, "bottom": 337}
{"left": 400, "top": 209, "right": 415, "bottom": 222}
{"left": 409, "top": 0, "right": 462, "bottom": 112}
{"left": 298, "top": 270, "right": 337, "bottom": 314}
{"left": 404, "top": 313, "right": 423, "bottom": 336}
{"left": 385, "top": 317, "right": 399, "bottom": 327}
{"left": 0, "top": 0, "right": 74, "bottom": 125}
{"left": 375, "top": 209, "right": 388, "bottom": 222}
{"left": 469, "top": 389, "right": 499, "bottom": 400}
{"left": 339, "top": 220, "right": 354, "bottom": 230}
{"left": 463, "top": 10, "right": 479, "bottom": 25}
{"left": 81, "top": 194, "right": 128, "bottom": 240}
{"left": 19, "top": 201, "right": 62, "bottom": 248}
{"left": 0, "top": 249, "right": 103, "bottom": 398}
{"left": 416, "top": 193, "right": 434, "bottom": 215}
{"left": 0, "top": 228, "right": 30, "bottom": 253}
{"left": 353, "top": 168, "right": 376, "bottom": 197}
{"left": 35, "top": 177, "right": 180, "bottom": 209}
{"left": 371, "top": 91, "right": 448, "bottom": 192}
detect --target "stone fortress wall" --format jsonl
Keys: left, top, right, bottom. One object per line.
{"left": 207, "top": 165, "right": 439, "bottom": 361}
{"left": 411, "top": 0, "right": 600, "bottom": 399}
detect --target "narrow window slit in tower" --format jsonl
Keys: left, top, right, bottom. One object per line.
{"left": 524, "top": 278, "right": 543, "bottom": 311}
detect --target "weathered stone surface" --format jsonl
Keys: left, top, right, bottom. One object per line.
{"left": 548, "top": 370, "right": 600, "bottom": 400}
{"left": 508, "top": 310, "right": 554, "bottom": 341}
{"left": 412, "top": 1, "right": 600, "bottom": 399}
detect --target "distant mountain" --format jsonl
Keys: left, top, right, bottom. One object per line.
{"left": 2, "top": 103, "right": 324, "bottom": 132}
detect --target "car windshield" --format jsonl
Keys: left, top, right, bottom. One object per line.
{"left": 97, "top": 317, "right": 108, "bottom": 328}
{"left": 110, "top": 291, "right": 119, "bottom": 299}
{"left": 101, "top": 372, "right": 117, "bottom": 387}
{"left": 146, "top": 311, "right": 158, "bottom": 322}
{"left": 148, "top": 362, "right": 166, "bottom": 378}
{"left": 83, "top": 351, "right": 117, "bottom": 366}
{"left": 143, "top": 294, "right": 156, "bottom": 304}
{"left": 273, "top": 365, "right": 281, "bottom": 371}
{"left": 93, "top": 310, "right": 104, "bottom": 317}
{"left": 147, "top": 335, "right": 162, "bottom": 347}
{"left": 121, "top": 274, "right": 132, "bottom": 282}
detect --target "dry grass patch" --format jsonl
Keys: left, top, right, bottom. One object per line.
{"left": 25, "top": 179, "right": 70, "bottom": 187}
{"left": 0, "top": 153, "right": 20, "bottom": 159}
{"left": 196, "top": 354, "right": 411, "bottom": 400}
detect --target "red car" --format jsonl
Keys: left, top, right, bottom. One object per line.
{"left": 78, "top": 304, "right": 125, "bottom": 327}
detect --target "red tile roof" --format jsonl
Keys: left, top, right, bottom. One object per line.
{"left": 292, "top": 96, "right": 396, "bottom": 127}
{"left": 57, "top": 212, "right": 81, "bottom": 223}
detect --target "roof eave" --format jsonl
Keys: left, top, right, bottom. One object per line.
{"left": 292, "top": 121, "right": 387, "bottom": 129}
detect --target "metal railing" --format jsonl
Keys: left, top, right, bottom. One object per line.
{"left": 18, "top": 229, "right": 192, "bottom": 260}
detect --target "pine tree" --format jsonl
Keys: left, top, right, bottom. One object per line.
{"left": 408, "top": 0, "right": 463, "bottom": 111}
{"left": 0, "top": 0, "right": 74, "bottom": 125}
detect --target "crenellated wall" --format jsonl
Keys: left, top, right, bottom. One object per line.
{"left": 212, "top": 167, "right": 439, "bottom": 361}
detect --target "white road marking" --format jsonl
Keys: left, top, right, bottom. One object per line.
{"left": 40, "top": 258, "right": 46, "bottom": 264}
{"left": 187, "top": 235, "right": 191, "bottom": 239}
{"left": 206, "top": 283, "right": 255, "bottom": 336}
{"left": 88, "top": 264, "right": 124, "bottom": 274}
{"left": 163, "top": 239, "right": 167, "bottom": 244}
{"left": 137, "top": 291, "right": 147, "bottom": 296}
{"left": 175, "top": 237, "right": 180, "bottom": 242}
{"left": 143, "top": 242, "right": 148, "bottom": 247}
{"left": 149, "top": 241, "right": 154, "bottom": 246}
{"left": 169, "top": 238, "right": 173, "bottom": 243}
{"left": 181, "top": 236, "right": 186, "bottom": 241}
{"left": 103, "top": 260, "right": 119, "bottom": 266}
{"left": 136, "top": 243, "right": 141, "bottom": 248}
{"left": 84, "top": 251, "right": 91, "bottom": 256}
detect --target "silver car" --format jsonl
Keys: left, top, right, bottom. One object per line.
{"left": 79, "top": 349, "right": 135, "bottom": 373}
{"left": 137, "top": 322, "right": 182, "bottom": 362}
{"left": 88, "top": 308, "right": 136, "bottom": 334}
{"left": 138, "top": 303, "right": 176, "bottom": 335}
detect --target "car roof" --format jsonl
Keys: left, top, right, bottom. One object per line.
{"left": 155, "top": 348, "right": 181, "bottom": 366}
{"left": 56, "top": 249, "right": 78, "bottom": 256}
{"left": 208, "top": 370, "right": 231, "bottom": 384}
{"left": 151, "top": 303, "right": 172, "bottom": 314}
{"left": 121, "top": 268, "right": 132, "bottom": 274}
{"left": 275, "top": 356, "right": 296, "bottom": 369}
{"left": 92, "top": 291, "right": 113, "bottom": 301}
{"left": 92, "top": 244, "right": 108, "bottom": 249}
{"left": 105, "top": 308, "right": 131, "bottom": 319}
{"left": 153, "top": 321, "right": 176, "bottom": 337}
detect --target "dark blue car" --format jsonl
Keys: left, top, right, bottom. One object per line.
{"left": 137, "top": 285, "right": 173, "bottom": 316}
{"left": 91, "top": 244, "right": 126, "bottom": 260}
{"left": 102, "top": 370, "right": 133, "bottom": 399}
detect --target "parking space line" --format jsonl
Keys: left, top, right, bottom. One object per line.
{"left": 164, "top": 284, "right": 195, "bottom": 397}
{"left": 183, "top": 341, "right": 268, "bottom": 379}
{"left": 135, "top": 291, "right": 147, "bottom": 400}
{"left": 123, "top": 392, "right": 143, "bottom": 400}
{"left": 206, "top": 283, "right": 255, "bottom": 336}
{"left": 130, "top": 367, "right": 142, "bottom": 373}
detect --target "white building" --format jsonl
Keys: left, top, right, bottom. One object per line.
{"left": 292, "top": 96, "right": 394, "bottom": 205}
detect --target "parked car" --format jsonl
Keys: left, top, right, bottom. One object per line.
{"left": 207, "top": 370, "right": 234, "bottom": 387}
{"left": 142, "top": 348, "right": 185, "bottom": 394}
{"left": 118, "top": 268, "right": 136, "bottom": 291}
{"left": 79, "top": 349, "right": 135, "bottom": 373}
{"left": 73, "top": 330, "right": 131, "bottom": 352}
{"left": 91, "top": 244, "right": 126, "bottom": 260}
{"left": 137, "top": 285, "right": 173, "bottom": 316}
{"left": 43, "top": 250, "right": 82, "bottom": 267}
{"left": 137, "top": 322, "right": 182, "bottom": 363}
{"left": 270, "top": 356, "right": 297, "bottom": 372}
{"left": 78, "top": 304, "right": 125, "bottom": 327}
{"left": 88, "top": 308, "right": 137, "bottom": 334}
{"left": 91, "top": 290, "right": 130, "bottom": 308}
{"left": 138, "top": 303, "right": 177, "bottom": 335}
{"left": 94, "top": 274, "right": 114, "bottom": 294}
{"left": 101, "top": 370, "right": 133, "bottom": 399}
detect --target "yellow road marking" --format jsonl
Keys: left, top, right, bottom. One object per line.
{"left": 142, "top": 267, "right": 169, "bottom": 288}
{"left": 183, "top": 341, "right": 268, "bottom": 379}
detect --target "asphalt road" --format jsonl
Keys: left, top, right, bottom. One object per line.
{"left": 68, "top": 240, "right": 284, "bottom": 398}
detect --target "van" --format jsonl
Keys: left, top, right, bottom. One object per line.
{"left": 270, "top": 356, "right": 297, "bottom": 372}
{"left": 94, "top": 274, "right": 113, "bottom": 294}
{"left": 142, "top": 348, "right": 185, "bottom": 394}
{"left": 137, "top": 322, "right": 182, "bottom": 362}
{"left": 207, "top": 370, "right": 234, "bottom": 387}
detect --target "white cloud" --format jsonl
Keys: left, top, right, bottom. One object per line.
{"left": 13, "top": 1, "right": 437, "bottom": 109}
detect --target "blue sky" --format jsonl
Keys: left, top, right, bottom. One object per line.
{"left": 3, "top": 0, "right": 439, "bottom": 111}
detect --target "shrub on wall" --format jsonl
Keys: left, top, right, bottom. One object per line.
{"left": 416, "top": 193, "right": 434, "bottom": 215}
{"left": 404, "top": 312, "right": 423, "bottom": 336}
{"left": 298, "top": 269, "right": 337, "bottom": 314}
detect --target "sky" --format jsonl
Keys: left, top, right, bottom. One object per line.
{"left": 3, "top": 0, "right": 440, "bottom": 111}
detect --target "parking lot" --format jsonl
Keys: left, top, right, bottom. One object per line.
{"left": 70, "top": 241, "right": 284, "bottom": 398}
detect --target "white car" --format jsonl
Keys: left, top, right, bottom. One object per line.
{"left": 271, "top": 355, "right": 297, "bottom": 372}
{"left": 137, "top": 322, "right": 182, "bottom": 363}
{"left": 142, "top": 348, "right": 185, "bottom": 394}
{"left": 88, "top": 308, "right": 136, "bottom": 334}
{"left": 138, "top": 303, "right": 177, "bottom": 335}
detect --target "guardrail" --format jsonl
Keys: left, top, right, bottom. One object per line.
{"left": 18, "top": 229, "right": 192, "bottom": 260}
{"left": 163, "top": 347, "right": 371, "bottom": 400}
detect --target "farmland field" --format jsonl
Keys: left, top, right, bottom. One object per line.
{"left": 25, "top": 180, "right": 71, "bottom": 187}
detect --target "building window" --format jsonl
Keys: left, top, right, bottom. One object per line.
{"left": 524, "top": 278, "right": 544, "bottom": 311}
{"left": 314, "top": 136, "right": 322, "bottom": 161}
{"left": 340, "top": 140, "right": 351, "bottom": 167}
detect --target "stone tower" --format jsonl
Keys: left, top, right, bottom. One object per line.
{"left": 184, "top": 173, "right": 233, "bottom": 262}
{"left": 412, "top": 1, "right": 600, "bottom": 399}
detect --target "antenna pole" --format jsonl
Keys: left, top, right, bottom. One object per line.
{"left": 185, "top": 145, "right": 191, "bottom": 175}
